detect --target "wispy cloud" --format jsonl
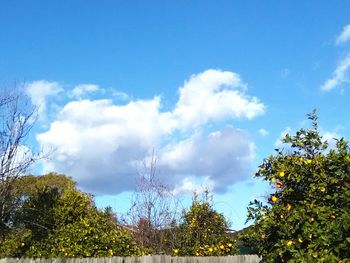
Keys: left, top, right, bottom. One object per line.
{"left": 113, "top": 91, "right": 130, "bottom": 101}
{"left": 336, "top": 24, "right": 350, "bottom": 45}
{"left": 24, "top": 80, "right": 63, "bottom": 119}
{"left": 258, "top": 128, "right": 269, "bottom": 137}
{"left": 280, "top": 68, "right": 290, "bottom": 78}
{"left": 70, "top": 84, "right": 102, "bottom": 98}
{"left": 321, "top": 54, "right": 350, "bottom": 92}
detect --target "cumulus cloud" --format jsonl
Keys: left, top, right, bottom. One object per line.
{"left": 37, "top": 69, "right": 264, "bottom": 195}
{"left": 70, "top": 84, "right": 101, "bottom": 98}
{"left": 24, "top": 80, "right": 63, "bottom": 119}
{"left": 158, "top": 127, "right": 255, "bottom": 193}
{"left": 37, "top": 98, "right": 164, "bottom": 194}
{"left": 321, "top": 54, "right": 350, "bottom": 91}
{"left": 165, "top": 70, "right": 265, "bottom": 130}
{"left": 336, "top": 24, "right": 350, "bottom": 45}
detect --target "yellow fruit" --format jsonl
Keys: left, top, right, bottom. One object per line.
{"left": 220, "top": 244, "right": 225, "bottom": 250}
{"left": 287, "top": 203, "right": 292, "bottom": 211}
{"left": 307, "top": 159, "right": 312, "bottom": 164}
{"left": 298, "top": 238, "right": 303, "bottom": 243}
{"left": 227, "top": 243, "right": 232, "bottom": 247}
{"left": 279, "top": 171, "right": 285, "bottom": 177}
{"left": 271, "top": 195, "right": 278, "bottom": 202}
{"left": 309, "top": 217, "right": 314, "bottom": 223}
{"left": 287, "top": 240, "right": 293, "bottom": 246}
{"left": 208, "top": 247, "right": 213, "bottom": 252}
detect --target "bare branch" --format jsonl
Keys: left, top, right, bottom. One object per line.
{"left": 0, "top": 89, "right": 40, "bottom": 235}
{"left": 125, "top": 150, "right": 181, "bottom": 253}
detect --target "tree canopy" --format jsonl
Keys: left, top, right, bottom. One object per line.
{"left": 0, "top": 174, "right": 143, "bottom": 258}
{"left": 172, "top": 191, "right": 238, "bottom": 256}
{"left": 240, "top": 111, "right": 350, "bottom": 262}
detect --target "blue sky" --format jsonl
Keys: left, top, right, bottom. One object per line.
{"left": 1, "top": 1, "right": 350, "bottom": 230}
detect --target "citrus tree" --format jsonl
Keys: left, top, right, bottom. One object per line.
{"left": 172, "top": 191, "right": 238, "bottom": 256}
{"left": 0, "top": 174, "right": 144, "bottom": 258}
{"left": 24, "top": 188, "right": 143, "bottom": 258}
{"left": 240, "top": 111, "right": 350, "bottom": 262}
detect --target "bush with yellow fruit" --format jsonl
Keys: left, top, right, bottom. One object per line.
{"left": 171, "top": 192, "right": 238, "bottom": 256}
{"left": 240, "top": 111, "right": 350, "bottom": 262}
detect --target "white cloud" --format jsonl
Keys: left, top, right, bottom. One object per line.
{"left": 336, "top": 24, "right": 350, "bottom": 45}
{"left": 321, "top": 130, "right": 341, "bottom": 150}
{"left": 113, "top": 91, "right": 130, "bottom": 101}
{"left": 158, "top": 127, "right": 255, "bottom": 193}
{"left": 274, "top": 127, "right": 292, "bottom": 148}
{"left": 70, "top": 84, "right": 101, "bottom": 98}
{"left": 37, "top": 69, "right": 264, "bottom": 195}
{"left": 172, "top": 176, "right": 215, "bottom": 196}
{"left": 37, "top": 98, "right": 164, "bottom": 194}
{"left": 258, "top": 128, "right": 269, "bottom": 137}
{"left": 24, "top": 80, "right": 63, "bottom": 119}
{"left": 321, "top": 54, "right": 350, "bottom": 91}
{"left": 166, "top": 69, "right": 265, "bottom": 130}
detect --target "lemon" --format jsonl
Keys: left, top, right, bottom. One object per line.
{"left": 271, "top": 195, "right": 278, "bottom": 202}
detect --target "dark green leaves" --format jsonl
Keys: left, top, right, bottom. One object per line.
{"left": 240, "top": 112, "right": 350, "bottom": 261}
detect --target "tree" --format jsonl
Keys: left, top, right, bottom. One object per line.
{"left": 13, "top": 172, "right": 76, "bottom": 198}
{"left": 0, "top": 90, "right": 39, "bottom": 235}
{"left": 0, "top": 174, "right": 144, "bottom": 258}
{"left": 126, "top": 153, "right": 179, "bottom": 253}
{"left": 172, "top": 191, "right": 238, "bottom": 256}
{"left": 240, "top": 111, "right": 350, "bottom": 261}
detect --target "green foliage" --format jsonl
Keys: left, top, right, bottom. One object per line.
{"left": 13, "top": 173, "right": 76, "bottom": 198}
{"left": 0, "top": 173, "right": 73, "bottom": 238}
{"left": 20, "top": 186, "right": 60, "bottom": 241}
{"left": 0, "top": 174, "right": 143, "bottom": 258}
{"left": 172, "top": 192, "right": 238, "bottom": 256}
{"left": 240, "top": 111, "right": 350, "bottom": 262}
